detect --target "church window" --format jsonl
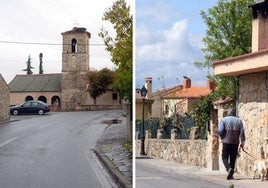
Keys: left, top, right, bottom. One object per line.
{"left": 71, "top": 38, "right": 77, "bottom": 53}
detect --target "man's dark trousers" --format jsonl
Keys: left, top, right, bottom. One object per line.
{"left": 222, "top": 143, "right": 239, "bottom": 171}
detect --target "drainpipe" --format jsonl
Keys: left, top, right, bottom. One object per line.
{"left": 266, "top": 71, "right": 268, "bottom": 94}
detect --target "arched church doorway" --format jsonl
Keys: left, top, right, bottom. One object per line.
{"left": 51, "top": 96, "right": 60, "bottom": 111}
{"left": 25, "top": 96, "right": 34, "bottom": 101}
{"left": 38, "top": 96, "right": 47, "bottom": 103}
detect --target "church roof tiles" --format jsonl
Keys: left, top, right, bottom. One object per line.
{"left": 9, "top": 74, "right": 61, "bottom": 92}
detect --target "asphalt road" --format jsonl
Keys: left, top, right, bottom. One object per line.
{"left": 0, "top": 111, "right": 121, "bottom": 188}
{"left": 136, "top": 162, "right": 227, "bottom": 188}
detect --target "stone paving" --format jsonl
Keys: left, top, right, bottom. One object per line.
{"left": 95, "top": 113, "right": 132, "bottom": 183}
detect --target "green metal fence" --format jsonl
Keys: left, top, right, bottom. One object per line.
{"left": 136, "top": 115, "right": 198, "bottom": 139}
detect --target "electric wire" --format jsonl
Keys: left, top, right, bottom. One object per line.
{"left": 0, "top": 40, "right": 110, "bottom": 46}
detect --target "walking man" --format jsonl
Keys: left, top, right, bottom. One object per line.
{"left": 218, "top": 108, "right": 245, "bottom": 180}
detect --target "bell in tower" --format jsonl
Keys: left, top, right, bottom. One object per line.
{"left": 61, "top": 27, "right": 91, "bottom": 72}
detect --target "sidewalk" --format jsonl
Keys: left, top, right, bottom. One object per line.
{"left": 136, "top": 157, "right": 267, "bottom": 188}
{"left": 95, "top": 112, "right": 132, "bottom": 188}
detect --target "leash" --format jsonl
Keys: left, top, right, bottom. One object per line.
{"left": 240, "top": 147, "right": 256, "bottom": 159}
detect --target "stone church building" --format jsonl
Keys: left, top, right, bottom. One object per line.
{"left": 9, "top": 27, "right": 121, "bottom": 111}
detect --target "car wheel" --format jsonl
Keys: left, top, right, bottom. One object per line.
{"left": 38, "top": 109, "right": 44, "bottom": 115}
{"left": 12, "top": 110, "right": 19, "bottom": 115}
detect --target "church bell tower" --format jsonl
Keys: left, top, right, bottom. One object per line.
{"left": 61, "top": 27, "right": 91, "bottom": 111}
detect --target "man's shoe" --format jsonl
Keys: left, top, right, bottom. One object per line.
{"left": 227, "top": 168, "right": 234, "bottom": 180}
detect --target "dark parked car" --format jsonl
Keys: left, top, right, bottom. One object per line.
{"left": 10, "top": 101, "right": 50, "bottom": 115}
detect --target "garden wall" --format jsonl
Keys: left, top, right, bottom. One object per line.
{"left": 136, "top": 134, "right": 207, "bottom": 167}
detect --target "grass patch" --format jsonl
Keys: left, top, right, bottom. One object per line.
{"left": 122, "top": 141, "right": 132, "bottom": 152}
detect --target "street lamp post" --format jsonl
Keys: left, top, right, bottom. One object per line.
{"left": 140, "top": 85, "right": 147, "bottom": 155}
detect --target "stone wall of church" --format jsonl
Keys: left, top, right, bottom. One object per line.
{"left": 62, "top": 32, "right": 89, "bottom": 72}
{"left": 61, "top": 71, "right": 89, "bottom": 111}
{"left": 10, "top": 91, "right": 61, "bottom": 106}
{"left": 0, "top": 75, "right": 10, "bottom": 122}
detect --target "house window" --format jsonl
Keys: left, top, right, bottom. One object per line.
{"left": 165, "top": 104, "right": 169, "bottom": 115}
{"left": 71, "top": 38, "right": 77, "bottom": 53}
{"left": 112, "top": 93, "right": 118, "bottom": 100}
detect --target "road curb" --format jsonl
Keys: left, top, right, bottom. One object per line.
{"left": 0, "top": 119, "right": 19, "bottom": 125}
{"left": 94, "top": 149, "right": 132, "bottom": 188}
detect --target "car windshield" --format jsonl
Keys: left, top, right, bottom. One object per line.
{"left": 38, "top": 101, "right": 47, "bottom": 106}
{"left": 32, "top": 102, "right": 39, "bottom": 107}
{"left": 22, "top": 102, "right": 31, "bottom": 107}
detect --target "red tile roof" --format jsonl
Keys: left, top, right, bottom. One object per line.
{"left": 162, "top": 86, "right": 212, "bottom": 99}
{"left": 150, "top": 85, "right": 183, "bottom": 98}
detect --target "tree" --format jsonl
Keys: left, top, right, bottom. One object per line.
{"left": 194, "top": 0, "right": 254, "bottom": 99}
{"left": 23, "top": 55, "right": 34, "bottom": 75}
{"left": 99, "top": 0, "right": 132, "bottom": 103}
{"left": 87, "top": 68, "right": 115, "bottom": 105}
{"left": 192, "top": 95, "right": 214, "bottom": 138}
{"left": 39, "top": 53, "right": 44, "bottom": 74}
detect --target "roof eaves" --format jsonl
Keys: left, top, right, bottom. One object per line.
{"left": 213, "top": 49, "right": 268, "bottom": 67}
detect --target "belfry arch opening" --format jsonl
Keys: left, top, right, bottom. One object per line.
{"left": 71, "top": 38, "right": 77, "bottom": 53}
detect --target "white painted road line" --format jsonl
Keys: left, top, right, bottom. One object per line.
{"left": 0, "top": 137, "right": 18, "bottom": 147}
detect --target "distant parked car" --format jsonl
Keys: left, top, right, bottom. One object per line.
{"left": 10, "top": 101, "right": 50, "bottom": 115}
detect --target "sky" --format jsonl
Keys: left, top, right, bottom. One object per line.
{"left": 135, "top": 0, "right": 219, "bottom": 91}
{"left": 0, "top": 0, "right": 134, "bottom": 83}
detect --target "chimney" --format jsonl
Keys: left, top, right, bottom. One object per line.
{"left": 207, "top": 79, "right": 216, "bottom": 91}
{"left": 251, "top": 0, "right": 268, "bottom": 52}
{"left": 183, "top": 76, "right": 191, "bottom": 89}
{"left": 145, "top": 77, "right": 152, "bottom": 97}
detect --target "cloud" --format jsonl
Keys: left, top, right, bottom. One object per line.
{"left": 137, "top": 19, "right": 198, "bottom": 61}
{"left": 136, "top": 24, "right": 164, "bottom": 45}
{"left": 136, "top": 19, "right": 206, "bottom": 91}
{"left": 137, "top": 19, "right": 201, "bottom": 62}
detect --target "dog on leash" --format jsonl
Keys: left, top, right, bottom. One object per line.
{"left": 252, "top": 159, "right": 268, "bottom": 181}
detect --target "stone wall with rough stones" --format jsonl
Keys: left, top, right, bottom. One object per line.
{"left": 236, "top": 72, "right": 268, "bottom": 176}
{"left": 0, "top": 74, "right": 10, "bottom": 122}
{"left": 136, "top": 138, "right": 207, "bottom": 167}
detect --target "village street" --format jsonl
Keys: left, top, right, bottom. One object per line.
{"left": 136, "top": 158, "right": 267, "bottom": 188}
{"left": 136, "top": 160, "right": 226, "bottom": 188}
{"left": 0, "top": 111, "right": 122, "bottom": 188}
